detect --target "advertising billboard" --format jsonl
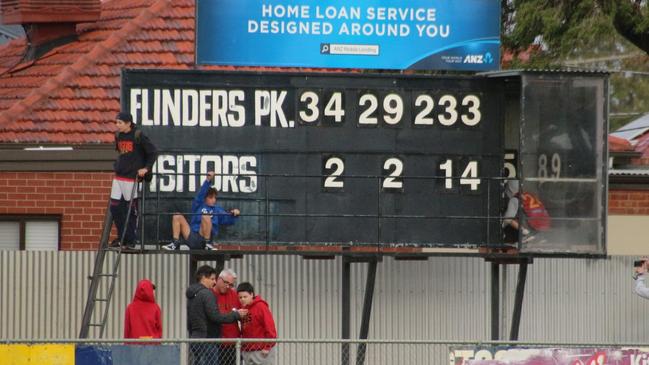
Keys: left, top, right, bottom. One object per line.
{"left": 196, "top": 0, "right": 501, "bottom": 71}
{"left": 450, "top": 346, "right": 649, "bottom": 365}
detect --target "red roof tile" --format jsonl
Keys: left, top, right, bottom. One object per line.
{"left": 0, "top": 0, "right": 197, "bottom": 144}
{"left": 634, "top": 132, "right": 649, "bottom": 158}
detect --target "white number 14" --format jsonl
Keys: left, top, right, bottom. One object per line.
{"left": 438, "top": 160, "right": 480, "bottom": 191}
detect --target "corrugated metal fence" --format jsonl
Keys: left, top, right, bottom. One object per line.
{"left": 0, "top": 252, "right": 646, "bottom": 343}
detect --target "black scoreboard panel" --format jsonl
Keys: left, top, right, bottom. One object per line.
{"left": 122, "top": 70, "right": 505, "bottom": 248}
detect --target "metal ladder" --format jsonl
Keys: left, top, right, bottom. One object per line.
{"left": 79, "top": 183, "right": 138, "bottom": 338}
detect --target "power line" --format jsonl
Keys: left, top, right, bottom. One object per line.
{"left": 563, "top": 52, "right": 645, "bottom": 66}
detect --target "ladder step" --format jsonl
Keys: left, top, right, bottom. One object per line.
{"left": 88, "top": 274, "right": 117, "bottom": 280}
{"left": 88, "top": 324, "right": 103, "bottom": 327}
{"left": 94, "top": 298, "right": 109, "bottom": 302}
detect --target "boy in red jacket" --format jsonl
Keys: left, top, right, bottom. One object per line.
{"left": 237, "top": 282, "right": 277, "bottom": 365}
{"left": 124, "top": 279, "right": 162, "bottom": 341}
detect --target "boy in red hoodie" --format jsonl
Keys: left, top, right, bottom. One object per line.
{"left": 124, "top": 279, "right": 162, "bottom": 341}
{"left": 237, "top": 282, "right": 277, "bottom": 365}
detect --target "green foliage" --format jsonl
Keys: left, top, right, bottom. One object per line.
{"left": 503, "top": 0, "right": 619, "bottom": 67}
{"left": 503, "top": 0, "right": 649, "bottom": 131}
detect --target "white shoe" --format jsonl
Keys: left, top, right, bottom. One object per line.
{"left": 162, "top": 242, "right": 178, "bottom": 250}
{"left": 204, "top": 242, "right": 216, "bottom": 250}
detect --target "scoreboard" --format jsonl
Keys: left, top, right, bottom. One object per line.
{"left": 122, "top": 70, "right": 507, "bottom": 249}
{"left": 121, "top": 70, "right": 608, "bottom": 255}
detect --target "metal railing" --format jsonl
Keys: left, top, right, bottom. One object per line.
{"left": 137, "top": 170, "right": 514, "bottom": 251}
{"left": 3, "top": 338, "right": 649, "bottom": 365}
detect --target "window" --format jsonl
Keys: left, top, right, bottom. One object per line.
{"left": 0, "top": 216, "right": 60, "bottom": 251}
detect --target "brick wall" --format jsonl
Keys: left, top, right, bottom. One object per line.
{"left": 0, "top": 171, "right": 646, "bottom": 250}
{"left": 0, "top": 171, "right": 113, "bottom": 250}
{"left": 609, "top": 189, "right": 649, "bottom": 215}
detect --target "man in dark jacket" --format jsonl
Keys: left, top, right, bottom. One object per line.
{"left": 110, "top": 111, "right": 157, "bottom": 248}
{"left": 187, "top": 265, "right": 247, "bottom": 365}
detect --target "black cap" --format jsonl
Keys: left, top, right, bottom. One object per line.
{"left": 116, "top": 112, "right": 133, "bottom": 123}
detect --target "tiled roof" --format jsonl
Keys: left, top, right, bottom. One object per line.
{"left": 0, "top": 0, "right": 196, "bottom": 144}
{"left": 633, "top": 131, "right": 649, "bottom": 158}
{"left": 609, "top": 135, "right": 634, "bottom": 152}
{"left": 611, "top": 113, "right": 649, "bottom": 142}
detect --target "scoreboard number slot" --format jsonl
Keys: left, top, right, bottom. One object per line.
{"left": 358, "top": 93, "right": 379, "bottom": 125}
{"left": 298, "top": 90, "right": 320, "bottom": 124}
{"left": 538, "top": 153, "right": 561, "bottom": 179}
{"left": 357, "top": 92, "right": 405, "bottom": 126}
{"left": 383, "top": 93, "right": 404, "bottom": 125}
{"left": 323, "top": 156, "right": 345, "bottom": 190}
{"left": 324, "top": 91, "right": 345, "bottom": 123}
{"left": 382, "top": 157, "right": 404, "bottom": 191}
{"left": 298, "top": 90, "right": 346, "bottom": 125}
{"left": 414, "top": 94, "right": 481, "bottom": 127}
{"left": 322, "top": 156, "right": 481, "bottom": 192}
{"left": 438, "top": 159, "right": 481, "bottom": 192}
{"left": 297, "top": 89, "right": 482, "bottom": 128}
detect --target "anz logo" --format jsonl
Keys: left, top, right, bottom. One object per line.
{"left": 463, "top": 52, "right": 494, "bottom": 64}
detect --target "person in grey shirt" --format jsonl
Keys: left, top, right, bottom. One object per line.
{"left": 502, "top": 180, "right": 531, "bottom": 243}
{"left": 187, "top": 265, "right": 247, "bottom": 365}
{"left": 634, "top": 259, "right": 649, "bottom": 299}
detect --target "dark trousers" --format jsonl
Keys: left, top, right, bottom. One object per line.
{"left": 219, "top": 345, "right": 237, "bottom": 365}
{"left": 190, "top": 343, "right": 219, "bottom": 365}
{"left": 503, "top": 225, "right": 518, "bottom": 243}
{"left": 110, "top": 198, "right": 138, "bottom": 244}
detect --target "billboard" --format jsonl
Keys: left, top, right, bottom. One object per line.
{"left": 450, "top": 346, "right": 649, "bottom": 365}
{"left": 195, "top": 0, "right": 501, "bottom": 71}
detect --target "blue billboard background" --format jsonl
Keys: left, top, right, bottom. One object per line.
{"left": 196, "top": 0, "right": 501, "bottom": 71}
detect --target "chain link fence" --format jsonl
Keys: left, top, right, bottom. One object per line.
{"left": 4, "top": 339, "right": 649, "bottom": 365}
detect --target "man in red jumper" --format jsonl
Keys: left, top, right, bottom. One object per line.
{"left": 237, "top": 282, "right": 277, "bottom": 365}
{"left": 124, "top": 279, "right": 162, "bottom": 341}
{"left": 212, "top": 269, "right": 241, "bottom": 365}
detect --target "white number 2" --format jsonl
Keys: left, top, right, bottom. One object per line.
{"left": 324, "top": 157, "right": 344, "bottom": 189}
{"left": 383, "top": 157, "right": 403, "bottom": 190}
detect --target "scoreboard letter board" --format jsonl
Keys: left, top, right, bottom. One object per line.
{"left": 122, "top": 70, "right": 505, "bottom": 248}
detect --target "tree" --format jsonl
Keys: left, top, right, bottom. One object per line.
{"left": 502, "top": 0, "right": 623, "bottom": 67}
{"left": 502, "top": 0, "right": 649, "bottom": 130}
{"left": 598, "top": 0, "right": 649, "bottom": 55}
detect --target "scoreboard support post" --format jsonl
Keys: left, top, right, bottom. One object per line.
{"left": 341, "top": 255, "right": 380, "bottom": 365}
{"left": 490, "top": 263, "right": 500, "bottom": 340}
{"left": 356, "top": 258, "right": 378, "bottom": 365}
{"left": 509, "top": 259, "right": 530, "bottom": 341}
{"left": 486, "top": 256, "right": 533, "bottom": 341}
{"left": 341, "top": 257, "right": 351, "bottom": 365}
